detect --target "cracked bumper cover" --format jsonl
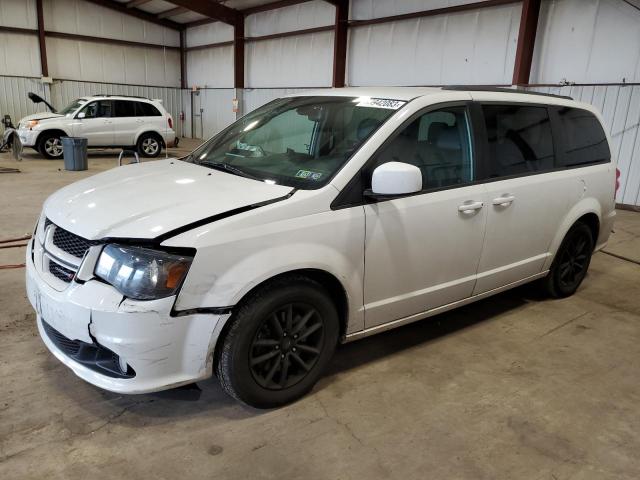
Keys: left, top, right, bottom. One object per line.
{"left": 26, "top": 242, "right": 229, "bottom": 394}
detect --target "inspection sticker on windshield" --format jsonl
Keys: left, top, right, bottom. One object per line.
{"left": 356, "top": 98, "right": 406, "bottom": 110}
{"left": 295, "top": 170, "right": 323, "bottom": 181}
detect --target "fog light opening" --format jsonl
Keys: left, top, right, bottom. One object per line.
{"left": 118, "top": 356, "right": 128, "bottom": 374}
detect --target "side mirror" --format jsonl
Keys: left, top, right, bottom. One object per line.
{"left": 366, "top": 162, "right": 422, "bottom": 199}
{"left": 77, "top": 112, "right": 86, "bottom": 119}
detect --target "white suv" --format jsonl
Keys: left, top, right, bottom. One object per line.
{"left": 18, "top": 95, "right": 176, "bottom": 159}
{"left": 26, "top": 87, "right": 616, "bottom": 408}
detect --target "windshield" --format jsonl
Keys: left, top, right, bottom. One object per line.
{"left": 58, "top": 98, "right": 88, "bottom": 116}
{"left": 186, "top": 96, "right": 405, "bottom": 189}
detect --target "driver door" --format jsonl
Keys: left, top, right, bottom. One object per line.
{"left": 73, "top": 100, "right": 114, "bottom": 146}
{"left": 363, "top": 104, "right": 488, "bottom": 328}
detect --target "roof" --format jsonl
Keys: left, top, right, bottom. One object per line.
{"left": 285, "top": 87, "right": 444, "bottom": 101}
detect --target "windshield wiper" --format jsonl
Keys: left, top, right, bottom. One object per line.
{"left": 200, "top": 161, "right": 260, "bottom": 181}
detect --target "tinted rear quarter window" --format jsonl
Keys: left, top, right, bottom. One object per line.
{"left": 557, "top": 107, "right": 610, "bottom": 167}
{"left": 481, "top": 104, "right": 555, "bottom": 179}
{"left": 135, "top": 102, "right": 162, "bottom": 116}
{"left": 114, "top": 100, "right": 135, "bottom": 117}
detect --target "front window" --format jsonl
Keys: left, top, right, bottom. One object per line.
{"left": 186, "top": 96, "right": 405, "bottom": 189}
{"left": 58, "top": 98, "right": 88, "bottom": 116}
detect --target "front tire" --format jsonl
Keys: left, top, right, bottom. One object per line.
{"left": 216, "top": 275, "right": 339, "bottom": 408}
{"left": 137, "top": 132, "right": 162, "bottom": 158}
{"left": 543, "top": 222, "right": 594, "bottom": 298}
{"left": 39, "top": 132, "right": 64, "bottom": 159}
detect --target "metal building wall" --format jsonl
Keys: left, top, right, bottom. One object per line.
{"left": 531, "top": 0, "right": 640, "bottom": 84}
{"left": 527, "top": 84, "right": 640, "bottom": 206}
{"left": 0, "top": 75, "right": 52, "bottom": 123}
{"left": 347, "top": 0, "right": 522, "bottom": 86}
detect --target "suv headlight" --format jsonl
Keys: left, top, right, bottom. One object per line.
{"left": 95, "top": 244, "right": 193, "bottom": 300}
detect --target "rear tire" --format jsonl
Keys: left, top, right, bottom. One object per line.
{"left": 216, "top": 275, "right": 339, "bottom": 408}
{"left": 38, "top": 132, "right": 64, "bottom": 159}
{"left": 543, "top": 222, "right": 594, "bottom": 298}
{"left": 136, "top": 132, "right": 162, "bottom": 158}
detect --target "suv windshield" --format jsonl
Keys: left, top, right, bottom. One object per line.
{"left": 186, "top": 96, "right": 405, "bottom": 189}
{"left": 58, "top": 98, "right": 88, "bottom": 116}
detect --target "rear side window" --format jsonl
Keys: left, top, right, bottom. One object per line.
{"left": 481, "top": 105, "right": 554, "bottom": 178}
{"left": 114, "top": 100, "right": 136, "bottom": 117}
{"left": 557, "top": 107, "right": 610, "bottom": 166}
{"left": 135, "top": 102, "right": 162, "bottom": 117}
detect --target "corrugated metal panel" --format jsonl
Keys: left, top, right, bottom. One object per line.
{"left": 0, "top": 75, "right": 52, "bottom": 123}
{"left": 245, "top": 0, "right": 334, "bottom": 36}
{"left": 186, "top": 89, "right": 235, "bottom": 139}
{"left": 246, "top": 32, "right": 334, "bottom": 88}
{"left": 42, "top": 0, "right": 180, "bottom": 47}
{"left": 528, "top": 84, "right": 640, "bottom": 206}
{"left": 0, "top": 32, "right": 41, "bottom": 77}
{"left": 46, "top": 38, "right": 181, "bottom": 87}
{"left": 347, "top": 2, "right": 521, "bottom": 86}
{"left": 351, "top": 0, "right": 485, "bottom": 20}
{"left": 0, "top": 0, "right": 38, "bottom": 28}
{"left": 186, "top": 22, "right": 233, "bottom": 48}
{"left": 531, "top": 0, "right": 640, "bottom": 84}
{"left": 187, "top": 46, "right": 234, "bottom": 88}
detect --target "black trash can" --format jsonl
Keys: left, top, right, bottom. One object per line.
{"left": 61, "top": 137, "right": 88, "bottom": 171}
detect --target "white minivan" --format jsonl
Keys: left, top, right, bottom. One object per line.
{"left": 26, "top": 87, "right": 616, "bottom": 407}
{"left": 17, "top": 95, "right": 176, "bottom": 159}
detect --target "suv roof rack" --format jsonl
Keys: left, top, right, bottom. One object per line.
{"left": 93, "top": 94, "right": 151, "bottom": 100}
{"left": 441, "top": 86, "right": 573, "bottom": 101}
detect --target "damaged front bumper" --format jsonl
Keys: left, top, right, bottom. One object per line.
{"left": 26, "top": 240, "right": 229, "bottom": 394}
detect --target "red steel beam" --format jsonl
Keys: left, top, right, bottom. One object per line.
{"left": 512, "top": 0, "right": 542, "bottom": 85}
{"left": 234, "top": 21, "right": 245, "bottom": 88}
{"left": 180, "top": 30, "right": 187, "bottom": 88}
{"left": 332, "top": 0, "right": 348, "bottom": 87}
{"left": 36, "top": 0, "right": 48, "bottom": 77}
{"left": 45, "top": 31, "right": 180, "bottom": 50}
{"left": 243, "top": 0, "right": 313, "bottom": 16}
{"left": 158, "top": 6, "right": 189, "bottom": 19}
{"left": 166, "top": 0, "right": 240, "bottom": 26}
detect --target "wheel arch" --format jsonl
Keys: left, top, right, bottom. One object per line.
{"left": 210, "top": 268, "right": 350, "bottom": 372}
{"left": 36, "top": 128, "right": 70, "bottom": 148}
{"left": 543, "top": 198, "right": 602, "bottom": 271}
{"left": 135, "top": 129, "right": 165, "bottom": 147}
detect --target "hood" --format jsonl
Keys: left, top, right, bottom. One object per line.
{"left": 19, "top": 112, "right": 63, "bottom": 124}
{"left": 44, "top": 159, "right": 293, "bottom": 240}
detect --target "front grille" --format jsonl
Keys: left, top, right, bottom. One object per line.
{"left": 49, "top": 261, "right": 75, "bottom": 283}
{"left": 51, "top": 223, "right": 93, "bottom": 259}
{"left": 41, "top": 320, "right": 136, "bottom": 379}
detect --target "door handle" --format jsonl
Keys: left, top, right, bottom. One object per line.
{"left": 492, "top": 194, "right": 516, "bottom": 206}
{"left": 458, "top": 201, "right": 484, "bottom": 214}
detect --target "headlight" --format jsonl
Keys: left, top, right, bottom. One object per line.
{"left": 26, "top": 120, "right": 39, "bottom": 129}
{"left": 95, "top": 244, "right": 193, "bottom": 300}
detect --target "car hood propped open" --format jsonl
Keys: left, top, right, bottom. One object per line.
{"left": 44, "top": 159, "right": 293, "bottom": 240}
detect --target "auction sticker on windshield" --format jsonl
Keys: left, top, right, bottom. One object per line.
{"left": 295, "top": 170, "right": 323, "bottom": 180}
{"left": 356, "top": 98, "right": 406, "bottom": 110}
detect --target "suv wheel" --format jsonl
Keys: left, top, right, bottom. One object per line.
{"left": 543, "top": 222, "right": 594, "bottom": 298}
{"left": 137, "top": 133, "right": 162, "bottom": 158}
{"left": 216, "top": 275, "right": 339, "bottom": 408}
{"left": 39, "top": 133, "right": 64, "bottom": 159}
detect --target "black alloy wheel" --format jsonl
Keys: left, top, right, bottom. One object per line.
{"left": 216, "top": 275, "right": 339, "bottom": 408}
{"left": 544, "top": 222, "right": 594, "bottom": 298}
{"left": 249, "top": 303, "right": 324, "bottom": 390}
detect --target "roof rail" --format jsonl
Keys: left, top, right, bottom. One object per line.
{"left": 441, "top": 86, "right": 573, "bottom": 101}
{"left": 93, "top": 94, "right": 151, "bottom": 100}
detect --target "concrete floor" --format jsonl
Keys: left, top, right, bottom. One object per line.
{"left": 1, "top": 141, "right": 639, "bottom": 479}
